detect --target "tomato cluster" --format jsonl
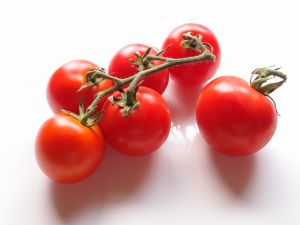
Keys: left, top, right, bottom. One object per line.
{"left": 35, "top": 23, "right": 285, "bottom": 183}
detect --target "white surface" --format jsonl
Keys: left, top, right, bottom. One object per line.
{"left": 1, "top": 0, "right": 300, "bottom": 225}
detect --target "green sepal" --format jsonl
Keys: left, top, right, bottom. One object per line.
{"left": 77, "top": 79, "right": 102, "bottom": 93}
{"left": 250, "top": 66, "right": 287, "bottom": 116}
{"left": 123, "top": 102, "right": 140, "bottom": 117}
{"left": 255, "top": 80, "right": 285, "bottom": 95}
{"left": 250, "top": 66, "right": 287, "bottom": 95}
{"left": 85, "top": 109, "right": 105, "bottom": 127}
{"left": 60, "top": 109, "right": 79, "bottom": 120}
{"left": 108, "top": 87, "right": 141, "bottom": 117}
{"left": 143, "top": 47, "right": 152, "bottom": 58}
{"left": 129, "top": 47, "right": 157, "bottom": 71}
{"left": 108, "top": 89, "right": 127, "bottom": 107}
{"left": 61, "top": 98, "right": 104, "bottom": 127}
{"left": 77, "top": 67, "right": 106, "bottom": 92}
{"left": 156, "top": 45, "right": 171, "bottom": 57}
{"left": 180, "top": 32, "right": 213, "bottom": 53}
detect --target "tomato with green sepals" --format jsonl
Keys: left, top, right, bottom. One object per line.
{"left": 108, "top": 44, "right": 169, "bottom": 94}
{"left": 100, "top": 86, "right": 171, "bottom": 156}
{"left": 35, "top": 113, "right": 105, "bottom": 183}
{"left": 162, "top": 23, "right": 221, "bottom": 86}
{"left": 196, "top": 67, "right": 286, "bottom": 156}
{"left": 47, "top": 60, "right": 113, "bottom": 113}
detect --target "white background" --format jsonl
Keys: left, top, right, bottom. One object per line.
{"left": 1, "top": 0, "right": 300, "bottom": 224}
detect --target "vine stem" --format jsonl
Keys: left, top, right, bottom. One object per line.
{"left": 80, "top": 43, "right": 215, "bottom": 124}
{"left": 249, "top": 66, "right": 287, "bottom": 116}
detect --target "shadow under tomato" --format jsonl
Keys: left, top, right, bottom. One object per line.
{"left": 209, "top": 147, "right": 256, "bottom": 196}
{"left": 50, "top": 144, "right": 153, "bottom": 222}
{"left": 165, "top": 80, "right": 203, "bottom": 127}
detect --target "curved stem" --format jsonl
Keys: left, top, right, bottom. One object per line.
{"left": 250, "top": 66, "right": 287, "bottom": 116}
{"left": 80, "top": 45, "right": 216, "bottom": 123}
{"left": 125, "top": 49, "right": 215, "bottom": 83}
{"left": 80, "top": 85, "right": 119, "bottom": 122}
{"left": 250, "top": 67, "right": 287, "bottom": 94}
{"left": 88, "top": 69, "right": 123, "bottom": 85}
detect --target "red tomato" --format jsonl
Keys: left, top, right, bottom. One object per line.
{"left": 162, "top": 23, "right": 221, "bottom": 86}
{"left": 47, "top": 60, "right": 114, "bottom": 113}
{"left": 108, "top": 44, "right": 169, "bottom": 94}
{"left": 100, "top": 87, "right": 171, "bottom": 156}
{"left": 196, "top": 76, "right": 277, "bottom": 156}
{"left": 35, "top": 113, "right": 105, "bottom": 183}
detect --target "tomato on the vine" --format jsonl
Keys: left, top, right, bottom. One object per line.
{"left": 35, "top": 113, "right": 105, "bottom": 183}
{"left": 196, "top": 76, "right": 277, "bottom": 156}
{"left": 162, "top": 23, "right": 221, "bottom": 86}
{"left": 100, "top": 86, "right": 171, "bottom": 156}
{"left": 108, "top": 44, "right": 169, "bottom": 94}
{"left": 47, "top": 60, "right": 114, "bottom": 113}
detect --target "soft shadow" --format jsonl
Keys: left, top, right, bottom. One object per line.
{"left": 209, "top": 148, "right": 256, "bottom": 196}
{"left": 50, "top": 144, "right": 153, "bottom": 222}
{"left": 165, "top": 80, "right": 203, "bottom": 126}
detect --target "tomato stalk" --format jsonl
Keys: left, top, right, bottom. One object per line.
{"left": 250, "top": 66, "right": 287, "bottom": 94}
{"left": 70, "top": 33, "right": 216, "bottom": 126}
{"left": 250, "top": 66, "right": 287, "bottom": 115}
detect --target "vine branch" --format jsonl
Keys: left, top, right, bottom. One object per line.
{"left": 68, "top": 32, "right": 216, "bottom": 126}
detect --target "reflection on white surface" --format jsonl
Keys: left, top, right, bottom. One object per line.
{"left": 185, "top": 124, "right": 199, "bottom": 140}
{"left": 170, "top": 122, "right": 199, "bottom": 142}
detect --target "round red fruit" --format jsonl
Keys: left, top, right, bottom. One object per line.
{"left": 35, "top": 113, "right": 105, "bottom": 183}
{"left": 100, "top": 87, "right": 171, "bottom": 156}
{"left": 196, "top": 76, "right": 277, "bottom": 156}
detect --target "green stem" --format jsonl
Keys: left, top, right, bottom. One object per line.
{"left": 80, "top": 85, "right": 119, "bottom": 123}
{"left": 250, "top": 67, "right": 287, "bottom": 94}
{"left": 250, "top": 66, "right": 287, "bottom": 116}
{"left": 79, "top": 40, "right": 216, "bottom": 124}
{"left": 89, "top": 69, "right": 123, "bottom": 84}
{"left": 125, "top": 49, "right": 215, "bottom": 84}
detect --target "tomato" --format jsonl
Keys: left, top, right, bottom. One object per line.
{"left": 35, "top": 113, "right": 105, "bottom": 183}
{"left": 196, "top": 76, "right": 277, "bottom": 156}
{"left": 162, "top": 23, "right": 221, "bottom": 86}
{"left": 100, "top": 87, "right": 171, "bottom": 156}
{"left": 108, "top": 44, "right": 169, "bottom": 94}
{"left": 47, "top": 60, "right": 114, "bottom": 114}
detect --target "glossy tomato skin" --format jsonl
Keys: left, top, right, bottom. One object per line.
{"left": 35, "top": 113, "right": 105, "bottom": 183}
{"left": 162, "top": 23, "right": 221, "bottom": 86}
{"left": 47, "top": 60, "right": 113, "bottom": 113}
{"left": 196, "top": 76, "right": 277, "bottom": 156}
{"left": 100, "top": 87, "right": 171, "bottom": 156}
{"left": 108, "top": 44, "right": 169, "bottom": 94}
